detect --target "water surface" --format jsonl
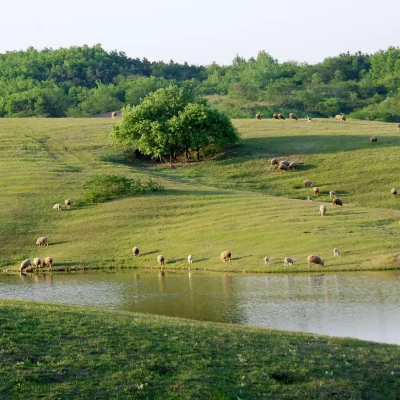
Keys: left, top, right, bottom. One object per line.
{"left": 1, "top": 269, "right": 399, "bottom": 344}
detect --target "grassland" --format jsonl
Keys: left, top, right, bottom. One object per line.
{"left": 1, "top": 118, "right": 400, "bottom": 272}
{"left": 1, "top": 298, "right": 399, "bottom": 399}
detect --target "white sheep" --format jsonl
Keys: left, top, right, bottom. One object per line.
{"left": 333, "top": 248, "right": 340, "bottom": 256}
{"left": 132, "top": 246, "right": 140, "bottom": 257}
{"left": 157, "top": 255, "right": 165, "bottom": 266}
{"left": 43, "top": 257, "right": 53, "bottom": 268}
{"left": 188, "top": 255, "right": 193, "bottom": 264}
{"left": 33, "top": 258, "right": 42, "bottom": 268}
{"left": 19, "top": 259, "right": 32, "bottom": 273}
{"left": 264, "top": 256, "right": 270, "bottom": 266}
{"left": 53, "top": 204, "right": 62, "bottom": 212}
{"left": 36, "top": 236, "right": 48, "bottom": 246}
{"left": 65, "top": 199, "right": 72, "bottom": 209}
{"left": 320, "top": 204, "right": 327, "bottom": 216}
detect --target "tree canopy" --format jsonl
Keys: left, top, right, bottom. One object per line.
{"left": 111, "top": 86, "right": 239, "bottom": 162}
{"left": 1, "top": 44, "right": 400, "bottom": 121}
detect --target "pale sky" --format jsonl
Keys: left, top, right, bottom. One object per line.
{"left": 1, "top": 0, "right": 399, "bottom": 66}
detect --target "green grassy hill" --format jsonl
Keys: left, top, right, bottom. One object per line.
{"left": 1, "top": 118, "right": 400, "bottom": 272}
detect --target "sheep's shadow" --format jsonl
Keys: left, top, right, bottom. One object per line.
{"left": 232, "top": 255, "right": 252, "bottom": 261}
{"left": 192, "top": 258, "right": 209, "bottom": 262}
{"left": 167, "top": 258, "right": 186, "bottom": 264}
{"left": 142, "top": 250, "right": 161, "bottom": 256}
{"left": 49, "top": 241, "right": 67, "bottom": 246}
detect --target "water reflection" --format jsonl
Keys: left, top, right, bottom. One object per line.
{"left": 1, "top": 270, "right": 400, "bottom": 344}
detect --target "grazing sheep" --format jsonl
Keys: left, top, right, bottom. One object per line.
{"left": 319, "top": 204, "right": 327, "bottom": 216}
{"left": 280, "top": 160, "right": 290, "bottom": 166}
{"left": 307, "top": 116, "right": 312, "bottom": 122}
{"left": 188, "top": 255, "right": 193, "bottom": 264}
{"left": 370, "top": 136, "right": 378, "bottom": 144}
{"left": 329, "top": 191, "right": 338, "bottom": 198}
{"left": 397, "top": 123, "right": 400, "bottom": 130}
{"left": 33, "top": 258, "right": 42, "bottom": 268}
{"left": 391, "top": 188, "right": 398, "bottom": 196}
{"left": 304, "top": 180, "right": 313, "bottom": 188}
{"left": 333, "top": 247, "right": 340, "bottom": 256}
{"left": 284, "top": 257, "right": 294, "bottom": 266}
{"left": 256, "top": 113, "right": 261, "bottom": 120}
{"left": 278, "top": 163, "right": 289, "bottom": 172}
{"left": 65, "top": 199, "right": 72, "bottom": 209}
{"left": 271, "top": 158, "right": 279, "bottom": 166}
{"left": 307, "top": 196, "right": 313, "bottom": 201}
{"left": 36, "top": 236, "right": 48, "bottom": 246}
{"left": 132, "top": 246, "right": 140, "bottom": 257}
{"left": 19, "top": 259, "right": 32, "bottom": 273}
{"left": 313, "top": 187, "right": 319, "bottom": 196}
{"left": 157, "top": 255, "right": 165, "bottom": 266}
{"left": 221, "top": 251, "right": 231, "bottom": 263}
{"left": 307, "top": 255, "right": 325, "bottom": 267}
{"left": 335, "top": 115, "right": 346, "bottom": 122}
{"left": 289, "top": 162, "right": 298, "bottom": 170}
{"left": 264, "top": 256, "right": 270, "bottom": 266}
{"left": 43, "top": 257, "right": 53, "bottom": 268}
{"left": 53, "top": 203, "right": 62, "bottom": 212}
{"left": 272, "top": 113, "right": 279, "bottom": 119}
{"left": 111, "top": 111, "right": 117, "bottom": 119}
{"left": 333, "top": 197, "right": 343, "bottom": 206}
{"left": 289, "top": 113, "right": 298, "bottom": 120}
{"left": 278, "top": 113, "right": 285, "bottom": 120}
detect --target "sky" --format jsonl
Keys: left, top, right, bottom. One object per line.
{"left": 1, "top": 0, "right": 399, "bottom": 66}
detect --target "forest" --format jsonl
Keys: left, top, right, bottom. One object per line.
{"left": 1, "top": 43, "right": 400, "bottom": 121}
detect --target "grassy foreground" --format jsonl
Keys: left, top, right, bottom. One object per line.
{"left": 1, "top": 118, "right": 400, "bottom": 272}
{"left": 0, "top": 299, "right": 399, "bottom": 399}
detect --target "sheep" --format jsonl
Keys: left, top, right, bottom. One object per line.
{"left": 278, "top": 113, "right": 286, "bottom": 120}
{"left": 304, "top": 180, "right": 313, "bottom": 188}
{"left": 307, "top": 116, "right": 312, "bottom": 122}
{"left": 36, "top": 236, "right": 48, "bottom": 246}
{"left": 278, "top": 163, "right": 289, "bottom": 172}
{"left": 397, "top": 123, "right": 400, "bottom": 130}
{"left": 271, "top": 158, "right": 279, "bottom": 166}
{"left": 264, "top": 256, "right": 270, "bottom": 266}
{"left": 280, "top": 160, "right": 290, "bottom": 166}
{"left": 272, "top": 113, "right": 279, "bottom": 120}
{"left": 65, "top": 199, "right": 72, "bottom": 209}
{"left": 221, "top": 251, "right": 231, "bottom": 263}
{"left": 111, "top": 111, "right": 117, "bottom": 119}
{"left": 313, "top": 187, "right": 320, "bottom": 196}
{"left": 329, "top": 190, "right": 338, "bottom": 198}
{"left": 335, "top": 115, "right": 346, "bottom": 122}
{"left": 157, "top": 255, "right": 165, "bottom": 266}
{"left": 319, "top": 204, "right": 327, "bottom": 216}
{"left": 43, "top": 257, "right": 53, "bottom": 268}
{"left": 307, "top": 196, "right": 313, "bottom": 201}
{"left": 333, "top": 197, "right": 343, "bottom": 206}
{"left": 289, "top": 113, "right": 298, "bottom": 120}
{"left": 256, "top": 113, "right": 261, "bottom": 120}
{"left": 53, "top": 203, "right": 62, "bottom": 212}
{"left": 284, "top": 257, "right": 294, "bottom": 266}
{"left": 333, "top": 247, "right": 340, "bottom": 256}
{"left": 188, "top": 255, "right": 193, "bottom": 264}
{"left": 132, "top": 246, "right": 140, "bottom": 257}
{"left": 370, "top": 136, "right": 378, "bottom": 144}
{"left": 391, "top": 188, "right": 398, "bottom": 196}
{"left": 19, "top": 259, "right": 32, "bottom": 273}
{"left": 33, "top": 258, "right": 42, "bottom": 268}
{"left": 307, "top": 255, "right": 325, "bottom": 267}
{"left": 289, "top": 162, "right": 298, "bottom": 170}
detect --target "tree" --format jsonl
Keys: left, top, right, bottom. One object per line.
{"left": 111, "top": 86, "right": 239, "bottom": 162}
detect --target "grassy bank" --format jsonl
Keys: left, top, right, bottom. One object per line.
{"left": 0, "top": 299, "right": 399, "bottom": 399}
{"left": 1, "top": 118, "right": 400, "bottom": 272}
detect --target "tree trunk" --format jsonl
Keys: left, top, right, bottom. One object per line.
{"left": 185, "top": 147, "right": 189, "bottom": 161}
{"left": 196, "top": 147, "right": 200, "bottom": 161}
{"left": 169, "top": 148, "right": 173, "bottom": 164}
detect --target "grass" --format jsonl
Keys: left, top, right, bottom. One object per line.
{"left": 1, "top": 298, "right": 400, "bottom": 399}
{"left": 1, "top": 118, "right": 400, "bottom": 272}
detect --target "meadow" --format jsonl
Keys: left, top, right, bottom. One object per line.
{"left": 1, "top": 118, "right": 400, "bottom": 272}
{"left": 1, "top": 298, "right": 400, "bottom": 399}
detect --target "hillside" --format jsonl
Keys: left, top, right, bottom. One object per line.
{"left": 1, "top": 118, "right": 400, "bottom": 272}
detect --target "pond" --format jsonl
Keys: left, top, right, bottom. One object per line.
{"left": 1, "top": 269, "right": 400, "bottom": 344}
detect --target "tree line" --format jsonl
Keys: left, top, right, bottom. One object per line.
{"left": 1, "top": 44, "right": 400, "bottom": 121}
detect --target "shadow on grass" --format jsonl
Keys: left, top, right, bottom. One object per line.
{"left": 168, "top": 258, "right": 186, "bottom": 264}
{"left": 194, "top": 258, "right": 210, "bottom": 262}
{"left": 142, "top": 250, "right": 161, "bottom": 256}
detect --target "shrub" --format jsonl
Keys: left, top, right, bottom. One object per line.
{"left": 81, "top": 175, "right": 163, "bottom": 203}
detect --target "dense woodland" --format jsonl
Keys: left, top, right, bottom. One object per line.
{"left": 1, "top": 44, "right": 400, "bottom": 121}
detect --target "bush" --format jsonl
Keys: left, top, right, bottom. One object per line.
{"left": 81, "top": 175, "right": 163, "bottom": 203}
